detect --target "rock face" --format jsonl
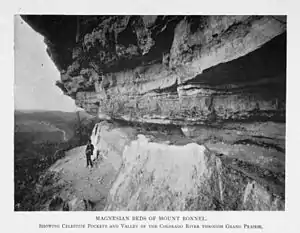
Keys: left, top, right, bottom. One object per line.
{"left": 21, "top": 15, "right": 286, "bottom": 210}
{"left": 22, "top": 15, "right": 286, "bottom": 124}
{"left": 90, "top": 122, "right": 283, "bottom": 211}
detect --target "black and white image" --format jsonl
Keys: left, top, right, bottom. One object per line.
{"left": 14, "top": 15, "right": 286, "bottom": 211}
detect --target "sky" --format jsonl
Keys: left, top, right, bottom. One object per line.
{"left": 14, "top": 15, "right": 77, "bottom": 112}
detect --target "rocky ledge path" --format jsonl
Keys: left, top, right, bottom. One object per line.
{"left": 41, "top": 145, "right": 120, "bottom": 211}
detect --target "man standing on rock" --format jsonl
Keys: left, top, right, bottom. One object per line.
{"left": 85, "top": 139, "right": 94, "bottom": 168}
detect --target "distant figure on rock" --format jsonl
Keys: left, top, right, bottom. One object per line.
{"left": 85, "top": 139, "right": 94, "bottom": 168}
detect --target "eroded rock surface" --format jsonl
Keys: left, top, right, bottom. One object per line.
{"left": 104, "top": 133, "right": 284, "bottom": 211}
{"left": 22, "top": 15, "right": 286, "bottom": 124}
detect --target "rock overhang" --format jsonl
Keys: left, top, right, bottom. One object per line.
{"left": 21, "top": 15, "right": 286, "bottom": 125}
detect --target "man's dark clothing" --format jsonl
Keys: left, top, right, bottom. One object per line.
{"left": 85, "top": 143, "right": 94, "bottom": 168}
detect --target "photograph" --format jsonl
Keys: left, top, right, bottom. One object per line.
{"left": 14, "top": 15, "right": 286, "bottom": 211}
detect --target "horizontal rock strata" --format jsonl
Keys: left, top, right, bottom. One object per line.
{"left": 22, "top": 15, "right": 286, "bottom": 125}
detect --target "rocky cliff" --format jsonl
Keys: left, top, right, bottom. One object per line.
{"left": 21, "top": 15, "right": 286, "bottom": 210}
{"left": 21, "top": 15, "right": 286, "bottom": 124}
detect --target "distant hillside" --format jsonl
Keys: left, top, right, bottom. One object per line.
{"left": 15, "top": 110, "right": 94, "bottom": 142}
